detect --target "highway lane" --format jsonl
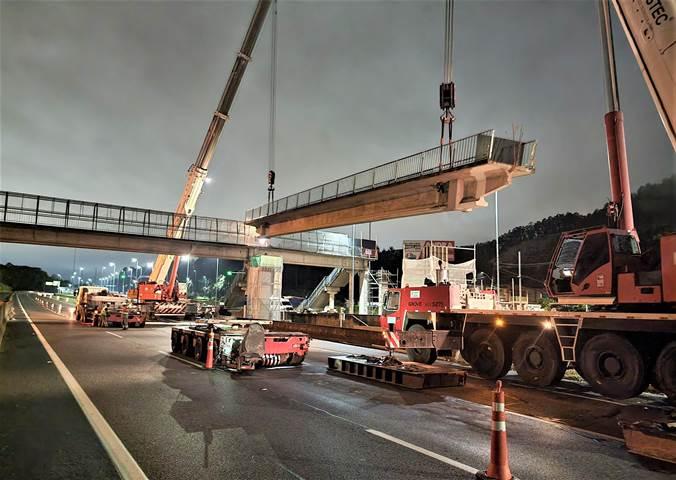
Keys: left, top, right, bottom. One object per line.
{"left": 11, "top": 292, "right": 676, "bottom": 480}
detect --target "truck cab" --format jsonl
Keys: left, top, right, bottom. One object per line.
{"left": 379, "top": 285, "right": 464, "bottom": 364}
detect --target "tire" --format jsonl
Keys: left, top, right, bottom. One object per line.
{"left": 463, "top": 327, "right": 512, "bottom": 379}
{"left": 579, "top": 333, "right": 646, "bottom": 399}
{"left": 193, "top": 337, "right": 204, "bottom": 362}
{"left": 405, "top": 324, "right": 438, "bottom": 365}
{"left": 289, "top": 353, "right": 305, "bottom": 366}
{"left": 180, "top": 334, "right": 191, "bottom": 356}
{"left": 513, "top": 330, "right": 567, "bottom": 387}
{"left": 171, "top": 332, "right": 180, "bottom": 353}
{"left": 654, "top": 341, "right": 676, "bottom": 403}
{"left": 138, "top": 322, "right": 146, "bottom": 328}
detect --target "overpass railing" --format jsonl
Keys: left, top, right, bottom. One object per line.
{"left": 245, "top": 130, "right": 536, "bottom": 222}
{"left": 0, "top": 191, "right": 376, "bottom": 259}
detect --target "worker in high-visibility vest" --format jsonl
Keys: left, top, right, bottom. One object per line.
{"left": 100, "top": 304, "right": 109, "bottom": 328}
{"left": 121, "top": 306, "right": 129, "bottom": 330}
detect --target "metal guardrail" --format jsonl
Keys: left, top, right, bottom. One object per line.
{"left": 246, "top": 130, "right": 536, "bottom": 222}
{"left": 0, "top": 191, "right": 375, "bottom": 259}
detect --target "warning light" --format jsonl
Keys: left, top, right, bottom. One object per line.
{"left": 495, "top": 318, "right": 505, "bottom": 328}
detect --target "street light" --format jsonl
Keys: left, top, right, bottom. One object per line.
{"left": 109, "top": 262, "right": 117, "bottom": 292}
{"left": 131, "top": 258, "right": 138, "bottom": 281}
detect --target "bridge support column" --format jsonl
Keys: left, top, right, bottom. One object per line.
{"left": 325, "top": 287, "right": 340, "bottom": 312}
{"left": 246, "top": 255, "right": 283, "bottom": 321}
{"left": 358, "top": 271, "right": 369, "bottom": 315}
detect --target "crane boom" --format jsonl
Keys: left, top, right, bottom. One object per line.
{"left": 149, "top": 0, "right": 272, "bottom": 285}
{"left": 611, "top": 0, "right": 676, "bottom": 150}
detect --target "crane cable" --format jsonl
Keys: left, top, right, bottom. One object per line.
{"left": 440, "top": 0, "right": 456, "bottom": 149}
{"left": 267, "top": 0, "right": 278, "bottom": 210}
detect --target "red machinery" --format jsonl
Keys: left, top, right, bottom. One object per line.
{"left": 171, "top": 323, "right": 309, "bottom": 371}
{"left": 134, "top": 0, "right": 272, "bottom": 304}
{"left": 545, "top": 0, "right": 675, "bottom": 310}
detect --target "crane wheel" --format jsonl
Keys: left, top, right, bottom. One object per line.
{"left": 193, "top": 337, "right": 204, "bottom": 362}
{"left": 463, "top": 327, "right": 512, "bottom": 380}
{"left": 513, "top": 330, "right": 567, "bottom": 387}
{"left": 180, "top": 334, "right": 191, "bottom": 356}
{"left": 405, "top": 324, "right": 437, "bottom": 364}
{"left": 654, "top": 341, "right": 676, "bottom": 404}
{"left": 289, "top": 354, "right": 305, "bottom": 366}
{"left": 579, "top": 333, "right": 646, "bottom": 399}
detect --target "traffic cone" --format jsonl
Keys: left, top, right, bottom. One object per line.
{"left": 205, "top": 329, "right": 214, "bottom": 369}
{"left": 476, "top": 381, "right": 513, "bottom": 480}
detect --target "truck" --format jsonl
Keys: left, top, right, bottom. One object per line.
{"left": 75, "top": 286, "right": 145, "bottom": 328}
{"left": 380, "top": 0, "right": 676, "bottom": 402}
{"left": 380, "top": 285, "right": 675, "bottom": 399}
{"left": 170, "top": 322, "right": 309, "bottom": 371}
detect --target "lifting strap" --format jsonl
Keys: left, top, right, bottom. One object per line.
{"left": 440, "top": 0, "right": 456, "bottom": 148}
{"left": 267, "top": 0, "right": 278, "bottom": 209}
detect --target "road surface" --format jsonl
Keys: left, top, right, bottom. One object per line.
{"left": 1, "top": 292, "right": 673, "bottom": 480}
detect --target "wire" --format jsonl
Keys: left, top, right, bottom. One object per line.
{"left": 268, "top": 0, "right": 278, "bottom": 204}
{"left": 443, "top": 0, "right": 454, "bottom": 83}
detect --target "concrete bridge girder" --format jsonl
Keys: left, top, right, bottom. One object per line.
{"left": 0, "top": 223, "right": 368, "bottom": 270}
{"left": 253, "top": 163, "right": 527, "bottom": 237}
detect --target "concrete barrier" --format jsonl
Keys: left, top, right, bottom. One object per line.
{"left": 271, "top": 321, "right": 383, "bottom": 349}
{"left": 0, "top": 293, "right": 15, "bottom": 347}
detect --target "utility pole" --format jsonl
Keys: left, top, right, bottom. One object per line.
{"left": 495, "top": 191, "right": 500, "bottom": 302}
{"left": 518, "top": 250, "right": 522, "bottom": 309}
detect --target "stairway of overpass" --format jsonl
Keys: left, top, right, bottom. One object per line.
{"left": 246, "top": 130, "right": 536, "bottom": 236}
{"left": 0, "top": 191, "right": 374, "bottom": 269}
{"left": 297, "top": 267, "right": 351, "bottom": 312}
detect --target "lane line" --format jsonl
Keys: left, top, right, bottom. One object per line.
{"left": 295, "top": 398, "right": 484, "bottom": 475}
{"left": 158, "top": 350, "right": 205, "bottom": 369}
{"left": 106, "top": 331, "right": 124, "bottom": 339}
{"left": 365, "top": 429, "right": 478, "bottom": 475}
{"left": 16, "top": 294, "right": 148, "bottom": 480}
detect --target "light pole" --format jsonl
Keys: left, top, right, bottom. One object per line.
{"left": 109, "top": 262, "right": 116, "bottom": 292}
{"left": 181, "top": 255, "right": 191, "bottom": 283}
{"left": 131, "top": 258, "right": 138, "bottom": 281}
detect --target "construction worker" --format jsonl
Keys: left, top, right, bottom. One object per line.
{"left": 100, "top": 304, "right": 109, "bottom": 328}
{"left": 121, "top": 306, "right": 129, "bottom": 330}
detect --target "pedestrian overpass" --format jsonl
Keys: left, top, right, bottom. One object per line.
{"left": 0, "top": 191, "right": 371, "bottom": 270}
{"left": 245, "top": 130, "right": 536, "bottom": 236}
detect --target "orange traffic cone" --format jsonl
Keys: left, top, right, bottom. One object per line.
{"left": 205, "top": 329, "right": 215, "bottom": 369}
{"left": 476, "top": 380, "right": 513, "bottom": 480}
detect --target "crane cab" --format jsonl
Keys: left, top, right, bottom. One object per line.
{"left": 546, "top": 226, "right": 674, "bottom": 307}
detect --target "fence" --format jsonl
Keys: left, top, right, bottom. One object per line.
{"left": 246, "top": 130, "right": 536, "bottom": 222}
{"left": 0, "top": 191, "right": 375, "bottom": 259}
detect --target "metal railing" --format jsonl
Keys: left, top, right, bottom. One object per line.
{"left": 0, "top": 191, "right": 375, "bottom": 259}
{"left": 246, "top": 130, "right": 536, "bottom": 222}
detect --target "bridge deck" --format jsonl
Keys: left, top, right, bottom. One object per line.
{"left": 245, "top": 130, "right": 536, "bottom": 236}
{"left": 0, "top": 191, "right": 372, "bottom": 268}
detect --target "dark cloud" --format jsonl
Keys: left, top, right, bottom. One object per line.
{"left": 1, "top": 0, "right": 673, "bottom": 276}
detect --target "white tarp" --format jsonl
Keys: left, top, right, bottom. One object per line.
{"left": 401, "top": 256, "right": 475, "bottom": 288}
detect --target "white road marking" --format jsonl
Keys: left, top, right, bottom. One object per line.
{"left": 106, "top": 331, "right": 124, "bottom": 339}
{"left": 158, "top": 350, "right": 205, "bottom": 369}
{"left": 366, "top": 429, "right": 479, "bottom": 475}
{"left": 16, "top": 295, "right": 148, "bottom": 480}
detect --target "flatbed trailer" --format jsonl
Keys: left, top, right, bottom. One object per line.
{"left": 171, "top": 323, "right": 309, "bottom": 371}
{"left": 382, "top": 285, "right": 676, "bottom": 400}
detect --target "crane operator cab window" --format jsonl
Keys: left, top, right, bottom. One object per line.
{"left": 550, "top": 238, "right": 582, "bottom": 293}
{"left": 383, "top": 291, "right": 400, "bottom": 312}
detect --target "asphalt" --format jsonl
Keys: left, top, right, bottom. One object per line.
{"left": 2, "top": 291, "right": 674, "bottom": 480}
{"left": 0, "top": 298, "right": 119, "bottom": 480}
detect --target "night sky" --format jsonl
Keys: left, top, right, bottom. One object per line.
{"left": 1, "top": 0, "right": 673, "bottom": 278}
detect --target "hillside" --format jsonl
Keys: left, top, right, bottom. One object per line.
{"left": 375, "top": 175, "right": 676, "bottom": 290}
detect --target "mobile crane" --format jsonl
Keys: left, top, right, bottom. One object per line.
{"left": 380, "top": 0, "right": 675, "bottom": 401}
{"left": 134, "top": 0, "right": 272, "bottom": 315}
